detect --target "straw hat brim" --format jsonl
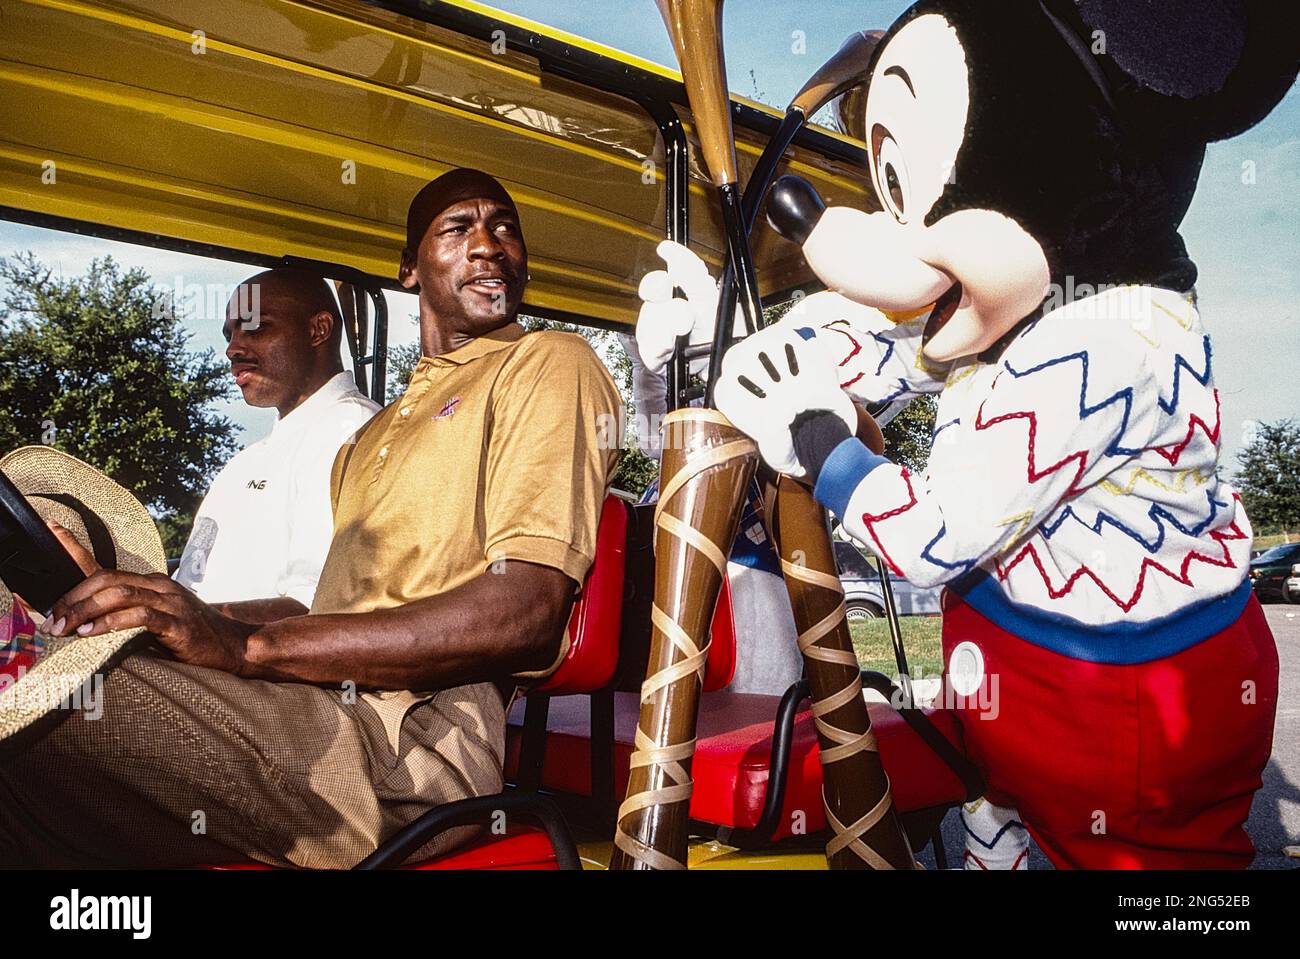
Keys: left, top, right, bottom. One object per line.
{"left": 0, "top": 446, "right": 166, "bottom": 744}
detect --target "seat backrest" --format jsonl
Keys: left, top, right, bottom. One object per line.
{"left": 703, "top": 573, "right": 736, "bottom": 691}
{"left": 533, "top": 494, "right": 628, "bottom": 695}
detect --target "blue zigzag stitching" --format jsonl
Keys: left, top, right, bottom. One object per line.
{"left": 921, "top": 523, "right": 977, "bottom": 574}
{"left": 872, "top": 330, "right": 895, "bottom": 377}
{"left": 931, "top": 417, "right": 960, "bottom": 442}
{"left": 1001, "top": 350, "right": 1143, "bottom": 456}
{"left": 1158, "top": 335, "right": 1212, "bottom": 415}
{"left": 961, "top": 814, "right": 1027, "bottom": 851}
{"left": 878, "top": 379, "right": 914, "bottom": 405}
{"left": 1041, "top": 489, "right": 1228, "bottom": 554}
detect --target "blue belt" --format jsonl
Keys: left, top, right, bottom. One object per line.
{"left": 951, "top": 573, "right": 1254, "bottom": 664}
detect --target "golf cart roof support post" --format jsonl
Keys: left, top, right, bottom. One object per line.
{"left": 367, "top": 286, "right": 389, "bottom": 405}
{"left": 279, "top": 254, "right": 389, "bottom": 401}
{"left": 641, "top": 101, "right": 693, "bottom": 414}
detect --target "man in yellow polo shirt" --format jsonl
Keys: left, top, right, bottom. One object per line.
{"left": 6, "top": 169, "right": 622, "bottom": 867}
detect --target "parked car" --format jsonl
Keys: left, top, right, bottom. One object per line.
{"left": 1248, "top": 542, "right": 1300, "bottom": 603}
{"left": 833, "top": 541, "right": 943, "bottom": 621}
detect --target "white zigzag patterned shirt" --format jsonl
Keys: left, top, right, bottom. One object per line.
{"left": 785, "top": 286, "right": 1253, "bottom": 662}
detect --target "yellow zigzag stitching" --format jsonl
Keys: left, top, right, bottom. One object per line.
{"left": 995, "top": 510, "right": 1036, "bottom": 554}
{"left": 1152, "top": 298, "right": 1196, "bottom": 331}
{"left": 1100, "top": 467, "right": 1212, "bottom": 497}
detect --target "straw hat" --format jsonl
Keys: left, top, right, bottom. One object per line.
{"left": 0, "top": 446, "right": 166, "bottom": 746}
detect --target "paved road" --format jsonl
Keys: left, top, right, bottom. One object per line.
{"left": 916, "top": 603, "right": 1299, "bottom": 870}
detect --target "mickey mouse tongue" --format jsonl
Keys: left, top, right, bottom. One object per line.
{"left": 920, "top": 282, "right": 964, "bottom": 348}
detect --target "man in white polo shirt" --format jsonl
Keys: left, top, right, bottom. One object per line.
{"left": 174, "top": 268, "right": 379, "bottom": 618}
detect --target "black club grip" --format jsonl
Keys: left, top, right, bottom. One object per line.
{"left": 766, "top": 175, "right": 826, "bottom": 246}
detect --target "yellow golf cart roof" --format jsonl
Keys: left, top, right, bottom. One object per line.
{"left": 0, "top": 0, "right": 870, "bottom": 328}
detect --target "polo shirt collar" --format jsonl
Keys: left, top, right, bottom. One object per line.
{"left": 418, "top": 322, "right": 526, "bottom": 370}
{"left": 272, "top": 371, "right": 360, "bottom": 436}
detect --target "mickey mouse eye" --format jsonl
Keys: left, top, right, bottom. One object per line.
{"left": 871, "top": 123, "right": 912, "bottom": 223}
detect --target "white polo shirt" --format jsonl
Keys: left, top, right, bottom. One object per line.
{"left": 175, "top": 371, "right": 380, "bottom": 607}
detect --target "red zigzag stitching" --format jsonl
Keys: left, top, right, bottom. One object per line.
{"left": 854, "top": 375, "right": 1231, "bottom": 607}
{"left": 1151, "top": 389, "right": 1221, "bottom": 465}
{"left": 994, "top": 509, "right": 1246, "bottom": 612}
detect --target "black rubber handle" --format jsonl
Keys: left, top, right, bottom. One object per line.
{"left": 766, "top": 174, "right": 826, "bottom": 246}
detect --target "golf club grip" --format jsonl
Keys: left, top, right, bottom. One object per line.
{"left": 656, "top": 0, "right": 737, "bottom": 187}
{"left": 788, "top": 30, "right": 884, "bottom": 117}
{"left": 707, "top": 28, "right": 882, "bottom": 368}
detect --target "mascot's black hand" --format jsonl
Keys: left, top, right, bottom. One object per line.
{"left": 767, "top": 175, "right": 826, "bottom": 246}
{"left": 791, "top": 409, "right": 853, "bottom": 487}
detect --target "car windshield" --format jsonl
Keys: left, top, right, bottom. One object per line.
{"left": 1254, "top": 544, "right": 1300, "bottom": 563}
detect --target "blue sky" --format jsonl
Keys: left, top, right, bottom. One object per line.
{"left": 1, "top": 0, "right": 1295, "bottom": 472}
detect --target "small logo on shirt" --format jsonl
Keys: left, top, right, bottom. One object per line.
{"left": 246, "top": 479, "right": 267, "bottom": 490}
{"left": 433, "top": 396, "right": 462, "bottom": 421}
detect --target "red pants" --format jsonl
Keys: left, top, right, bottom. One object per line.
{"left": 939, "top": 594, "right": 1278, "bottom": 869}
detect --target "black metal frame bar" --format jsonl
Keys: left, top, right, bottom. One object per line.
{"left": 716, "top": 670, "right": 985, "bottom": 850}
{"left": 876, "top": 567, "right": 915, "bottom": 708}
{"left": 714, "top": 677, "right": 810, "bottom": 849}
{"left": 278, "top": 254, "right": 388, "bottom": 404}
{"left": 705, "top": 107, "right": 807, "bottom": 395}
{"left": 588, "top": 688, "right": 618, "bottom": 825}
{"left": 355, "top": 792, "right": 582, "bottom": 870}
{"left": 858, "top": 671, "right": 985, "bottom": 802}
{"left": 515, "top": 696, "right": 551, "bottom": 793}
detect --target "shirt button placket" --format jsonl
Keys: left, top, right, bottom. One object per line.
{"left": 372, "top": 365, "right": 431, "bottom": 483}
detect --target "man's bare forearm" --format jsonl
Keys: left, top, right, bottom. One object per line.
{"left": 214, "top": 596, "right": 308, "bottom": 624}
{"left": 236, "top": 560, "right": 575, "bottom": 690}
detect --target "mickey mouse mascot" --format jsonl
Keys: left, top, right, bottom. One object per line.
{"left": 637, "top": 0, "right": 1297, "bottom": 868}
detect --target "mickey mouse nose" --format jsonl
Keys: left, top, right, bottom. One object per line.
{"left": 766, "top": 175, "right": 826, "bottom": 247}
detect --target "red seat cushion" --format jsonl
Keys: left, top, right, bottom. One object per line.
{"left": 537, "top": 496, "right": 628, "bottom": 695}
{"left": 202, "top": 825, "right": 558, "bottom": 871}
{"left": 398, "top": 826, "right": 559, "bottom": 870}
{"left": 505, "top": 690, "right": 966, "bottom": 841}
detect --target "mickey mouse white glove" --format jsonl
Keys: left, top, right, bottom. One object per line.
{"left": 635, "top": 240, "right": 743, "bottom": 377}
{"left": 713, "top": 324, "right": 857, "bottom": 478}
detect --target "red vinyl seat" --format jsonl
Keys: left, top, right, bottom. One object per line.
{"left": 505, "top": 689, "right": 967, "bottom": 841}
{"left": 534, "top": 493, "right": 630, "bottom": 695}
{"left": 208, "top": 826, "right": 560, "bottom": 871}
{"left": 524, "top": 493, "right": 736, "bottom": 692}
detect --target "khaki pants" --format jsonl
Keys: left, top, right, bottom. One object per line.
{"left": 0, "top": 651, "right": 505, "bottom": 868}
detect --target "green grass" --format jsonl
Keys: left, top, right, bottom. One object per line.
{"left": 849, "top": 616, "right": 944, "bottom": 678}
{"left": 1253, "top": 533, "right": 1297, "bottom": 552}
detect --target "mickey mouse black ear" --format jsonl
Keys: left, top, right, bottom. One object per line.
{"left": 1078, "top": 0, "right": 1246, "bottom": 100}
{"left": 1074, "top": 0, "right": 1299, "bottom": 142}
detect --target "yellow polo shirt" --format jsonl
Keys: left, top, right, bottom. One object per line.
{"left": 310, "top": 321, "right": 622, "bottom": 763}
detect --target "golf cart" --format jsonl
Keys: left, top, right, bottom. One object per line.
{"left": 0, "top": 0, "right": 980, "bottom": 869}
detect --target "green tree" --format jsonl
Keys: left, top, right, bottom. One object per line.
{"left": 881, "top": 395, "right": 937, "bottom": 474}
{"left": 386, "top": 337, "right": 421, "bottom": 403}
{"left": 0, "top": 253, "right": 239, "bottom": 554}
{"left": 1234, "top": 419, "right": 1300, "bottom": 536}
